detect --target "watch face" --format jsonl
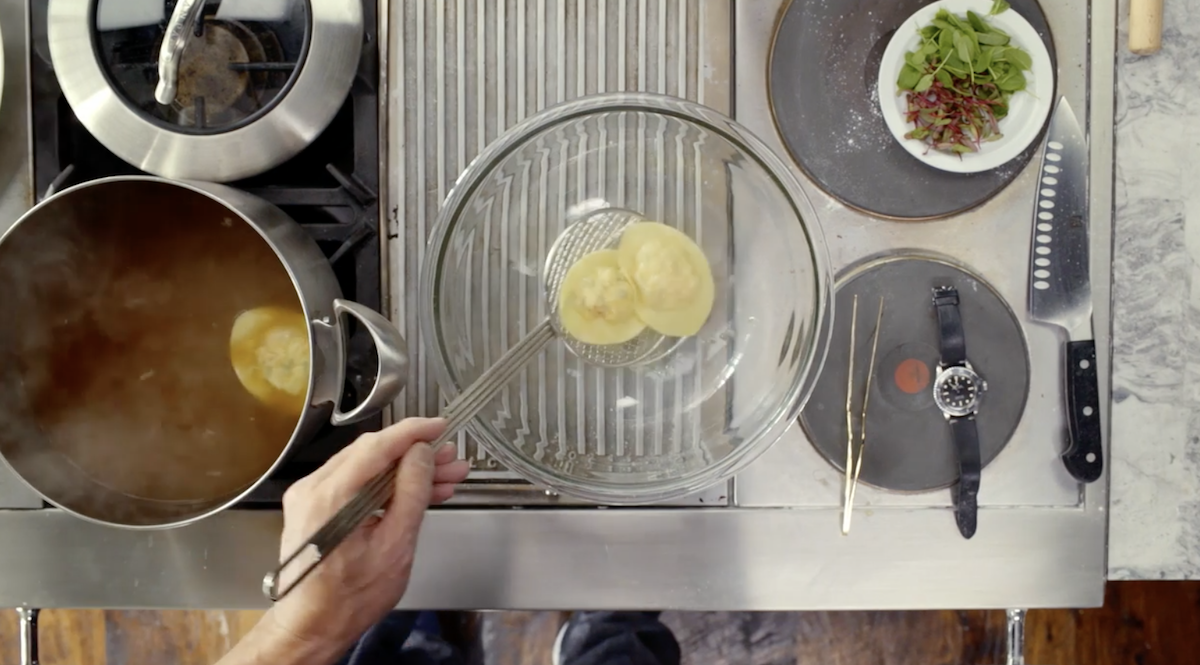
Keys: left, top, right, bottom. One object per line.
{"left": 933, "top": 365, "right": 985, "bottom": 417}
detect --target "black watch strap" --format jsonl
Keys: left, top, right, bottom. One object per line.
{"left": 932, "top": 286, "right": 967, "bottom": 367}
{"left": 949, "top": 415, "right": 981, "bottom": 539}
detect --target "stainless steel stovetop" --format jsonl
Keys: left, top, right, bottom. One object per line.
{"left": 0, "top": 0, "right": 1113, "bottom": 611}
{"left": 387, "top": 0, "right": 1110, "bottom": 513}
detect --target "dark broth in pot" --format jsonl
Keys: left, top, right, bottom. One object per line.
{"left": 0, "top": 181, "right": 304, "bottom": 506}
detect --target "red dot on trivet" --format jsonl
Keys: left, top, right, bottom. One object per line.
{"left": 894, "top": 358, "right": 931, "bottom": 395}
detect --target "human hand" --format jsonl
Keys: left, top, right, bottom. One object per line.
{"left": 263, "top": 417, "right": 470, "bottom": 661}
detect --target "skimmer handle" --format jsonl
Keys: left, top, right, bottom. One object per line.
{"left": 263, "top": 320, "right": 555, "bottom": 601}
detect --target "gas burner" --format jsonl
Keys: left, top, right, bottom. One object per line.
{"left": 95, "top": 0, "right": 309, "bottom": 134}
{"left": 48, "top": 0, "right": 361, "bottom": 182}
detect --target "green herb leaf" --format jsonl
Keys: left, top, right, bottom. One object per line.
{"left": 1006, "top": 48, "right": 1033, "bottom": 70}
{"left": 996, "top": 70, "right": 1026, "bottom": 92}
{"left": 976, "top": 31, "right": 1010, "bottom": 46}
{"left": 967, "top": 11, "right": 988, "bottom": 33}
{"left": 953, "top": 30, "right": 973, "bottom": 64}
{"left": 973, "top": 48, "right": 993, "bottom": 73}
{"left": 905, "top": 51, "right": 926, "bottom": 69}
{"left": 936, "top": 28, "right": 955, "bottom": 58}
{"left": 897, "top": 64, "right": 923, "bottom": 90}
{"left": 914, "top": 74, "right": 935, "bottom": 93}
{"left": 990, "top": 0, "right": 1011, "bottom": 15}
{"left": 934, "top": 68, "right": 954, "bottom": 87}
{"left": 906, "top": 126, "right": 931, "bottom": 141}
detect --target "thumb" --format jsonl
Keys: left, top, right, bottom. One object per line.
{"left": 379, "top": 442, "right": 436, "bottom": 550}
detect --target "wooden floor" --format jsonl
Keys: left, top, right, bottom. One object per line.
{"left": 2, "top": 582, "right": 1197, "bottom": 664}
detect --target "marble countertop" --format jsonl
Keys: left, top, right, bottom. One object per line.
{"left": 1109, "top": 0, "right": 1200, "bottom": 579}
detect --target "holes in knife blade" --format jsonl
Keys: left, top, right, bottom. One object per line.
{"left": 1038, "top": 212, "right": 1053, "bottom": 220}
{"left": 1083, "top": 405, "right": 1094, "bottom": 416}
{"left": 1033, "top": 280, "right": 1050, "bottom": 290}
{"left": 1037, "top": 234, "right": 1052, "bottom": 243}
{"left": 1035, "top": 257, "right": 1051, "bottom": 267}
{"left": 1086, "top": 453, "right": 1096, "bottom": 463}
{"left": 1036, "top": 246, "right": 1051, "bottom": 255}
{"left": 1043, "top": 177, "right": 1058, "bottom": 186}
{"left": 1080, "top": 359, "right": 1091, "bottom": 370}
{"left": 1045, "top": 165, "right": 1061, "bottom": 174}
{"left": 1034, "top": 269, "right": 1050, "bottom": 278}
{"left": 1038, "top": 223, "right": 1052, "bottom": 232}
{"left": 1049, "top": 141, "right": 1065, "bottom": 150}
{"left": 1040, "top": 200, "right": 1055, "bottom": 209}
{"left": 1047, "top": 153, "right": 1062, "bottom": 162}
{"left": 1041, "top": 189, "right": 1056, "bottom": 197}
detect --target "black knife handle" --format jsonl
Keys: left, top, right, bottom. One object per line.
{"left": 1063, "top": 340, "right": 1103, "bottom": 483}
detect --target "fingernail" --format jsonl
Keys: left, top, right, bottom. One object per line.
{"left": 410, "top": 442, "right": 435, "bottom": 468}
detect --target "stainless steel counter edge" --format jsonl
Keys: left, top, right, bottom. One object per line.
{"left": 0, "top": 508, "right": 1104, "bottom": 610}
{"left": 0, "top": 0, "right": 40, "bottom": 508}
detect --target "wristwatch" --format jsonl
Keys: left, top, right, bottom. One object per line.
{"left": 931, "top": 285, "right": 987, "bottom": 539}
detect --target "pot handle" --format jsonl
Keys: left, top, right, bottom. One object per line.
{"left": 154, "top": 0, "right": 205, "bottom": 105}
{"left": 329, "top": 299, "right": 409, "bottom": 426}
{"left": 17, "top": 608, "right": 39, "bottom": 665}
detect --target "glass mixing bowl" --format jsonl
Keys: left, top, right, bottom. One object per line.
{"left": 421, "top": 93, "right": 831, "bottom": 504}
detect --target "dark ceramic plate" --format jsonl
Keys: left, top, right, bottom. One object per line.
{"left": 768, "top": 0, "right": 1057, "bottom": 220}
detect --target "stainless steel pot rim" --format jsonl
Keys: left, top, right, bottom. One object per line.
{"left": 0, "top": 17, "right": 6, "bottom": 111}
{"left": 0, "top": 176, "right": 322, "bottom": 529}
{"left": 420, "top": 92, "right": 835, "bottom": 503}
{"left": 47, "top": 0, "right": 363, "bottom": 182}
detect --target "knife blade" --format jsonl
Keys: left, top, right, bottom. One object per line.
{"left": 1028, "top": 98, "right": 1103, "bottom": 483}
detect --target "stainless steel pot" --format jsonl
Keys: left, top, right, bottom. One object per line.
{"left": 0, "top": 176, "right": 406, "bottom": 529}
{"left": 48, "top": 0, "right": 363, "bottom": 181}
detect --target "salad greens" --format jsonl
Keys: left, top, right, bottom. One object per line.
{"left": 895, "top": 5, "right": 1032, "bottom": 155}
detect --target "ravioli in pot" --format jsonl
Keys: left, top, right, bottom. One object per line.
{"left": 229, "top": 306, "right": 311, "bottom": 415}
{"left": 558, "top": 249, "right": 647, "bottom": 345}
{"left": 617, "top": 221, "right": 714, "bottom": 337}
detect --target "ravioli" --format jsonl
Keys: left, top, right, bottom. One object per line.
{"left": 229, "top": 306, "right": 310, "bottom": 414}
{"left": 616, "top": 222, "right": 714, "bottom": 337}
{"left": 557, "top": 249, "right": 647, "bottom": 345}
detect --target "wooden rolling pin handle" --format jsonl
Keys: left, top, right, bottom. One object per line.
{"left": 1129, "top": 0, "right": 1164, "bottom": 55}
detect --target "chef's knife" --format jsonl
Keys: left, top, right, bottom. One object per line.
{"left": 1028, "top": 98, "right": 1103, "bottom": 484}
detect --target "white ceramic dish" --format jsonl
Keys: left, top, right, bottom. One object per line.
{"left": 877, "top": 0, "right": 1054, "bottom": 174}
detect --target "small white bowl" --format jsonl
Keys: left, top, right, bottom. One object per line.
{"left": 877, "top": 0, "right": 1054, "bottom": 174}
